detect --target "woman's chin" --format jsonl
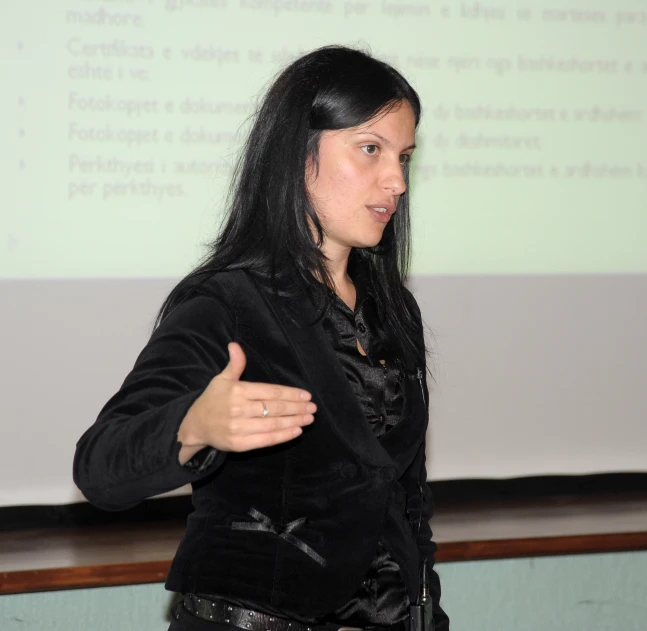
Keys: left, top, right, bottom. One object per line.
{"left": 357, "top": 231, "right": 387, "bottom": 249}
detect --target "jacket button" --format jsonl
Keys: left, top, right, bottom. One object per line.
{"left": 357, "top": 322, "right": 366, "bottom": 333}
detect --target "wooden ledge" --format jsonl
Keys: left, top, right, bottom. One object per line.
{"left": 2, "top": 494, "right": 646, "bottom": 595}
{"left": 436, "top": 530, "right": 647, "bottom": 562}
{"left": 1, "top": 561, "right": 171, "bottom": 595}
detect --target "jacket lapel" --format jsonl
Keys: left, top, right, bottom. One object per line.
{"left": 288, "top": 297, "right": 428, "bottom": 476}
{"left": 246, "top": 273, "right": 396, "bottom": 470}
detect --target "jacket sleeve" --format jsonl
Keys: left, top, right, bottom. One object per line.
{"left": 73, "top": 293, "right": 236, "bottom": 511}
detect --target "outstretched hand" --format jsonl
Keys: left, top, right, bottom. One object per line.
{"left": 177, "top": 342, "right": 315, "bottom": 464}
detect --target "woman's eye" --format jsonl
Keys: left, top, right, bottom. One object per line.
{"left": 399, "top": 154, "right": 411, "bottom": 166}
{"left": 361, "top": 144, "right": 379, "bottom": 156}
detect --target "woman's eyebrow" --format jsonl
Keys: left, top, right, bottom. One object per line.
{"left": 355, "top": 130, "right": 416, "bottom": 152}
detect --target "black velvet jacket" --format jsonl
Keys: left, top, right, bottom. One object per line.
{"left": 73, "top": 269, "right": 449, "bottom": 630}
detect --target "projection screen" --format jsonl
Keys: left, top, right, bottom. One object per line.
{"left": 1, "top": 0, "right": 646, "bottom": 506}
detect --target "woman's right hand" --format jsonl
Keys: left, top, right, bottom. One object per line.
{"left": 177, "top": 342, "right": 315, "bottom": 464}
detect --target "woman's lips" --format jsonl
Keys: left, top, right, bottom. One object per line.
{"left": 366, "top": 205, "right": 395, "bottom": 223}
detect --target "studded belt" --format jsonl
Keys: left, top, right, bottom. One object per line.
{"left": 180, "top": 594, "right": 344, "bottom": 631}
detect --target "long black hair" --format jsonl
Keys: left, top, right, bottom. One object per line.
{"left": 156, "top": 45, "right": 426, "bottom": 371}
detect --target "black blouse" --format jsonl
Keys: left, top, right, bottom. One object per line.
{"left": 321, "top": 263, "right": 405, "bottom": 440}
{"left": 317, "top": 259, "right": 410, "bottom": 627}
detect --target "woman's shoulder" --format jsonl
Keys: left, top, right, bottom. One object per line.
{"left": 169, "top": 267, "right": 257, "bottom": 304}
{"left": 195, "top": 268, "right": 250, "bottom": 299}
{"left": 155, "top": 269, "right": 250, "bottom": 332}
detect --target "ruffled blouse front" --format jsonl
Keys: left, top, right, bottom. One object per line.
{"left": 317, "top": 258, "right": 410, "bottom": 626}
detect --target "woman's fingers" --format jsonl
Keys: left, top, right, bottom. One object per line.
{"left": 190, "top": 372, "right": 316, "bottom": 454}
{"left": 241, "top": 381, "right": 312, "bottom": 402}
{"left": 222, "top": 383, "right": 316, "bottom": 451}
{"left": 231, "top": 414, "right": 314, "bottom": 437}
{"left": 219, "top": 342, "right": 247, "bottom": 381}
{"left": 233, "top": 399, "right": 316, "bottom": 419}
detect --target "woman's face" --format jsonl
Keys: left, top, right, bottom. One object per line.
{"left": 306, "top": 100, "right": 417, "bottom": 255}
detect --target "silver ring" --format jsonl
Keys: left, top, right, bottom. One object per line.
{"left": 261, "top": 401, "right": 269, "bottom": 418}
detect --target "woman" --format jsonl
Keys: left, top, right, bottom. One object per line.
{"left": 74, "top": 46, "right": 449, "bottom": 631}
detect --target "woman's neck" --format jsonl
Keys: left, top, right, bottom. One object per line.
{"left": 320, "top": 241, "right": 353, "bottom": 293}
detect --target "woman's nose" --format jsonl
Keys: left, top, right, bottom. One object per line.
{"left": 381, "top": 160, "right": 407, "bottom": 196}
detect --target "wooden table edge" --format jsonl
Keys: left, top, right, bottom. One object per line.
{"left": 2, "top": 531, "right": 646, "bottom": 595}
